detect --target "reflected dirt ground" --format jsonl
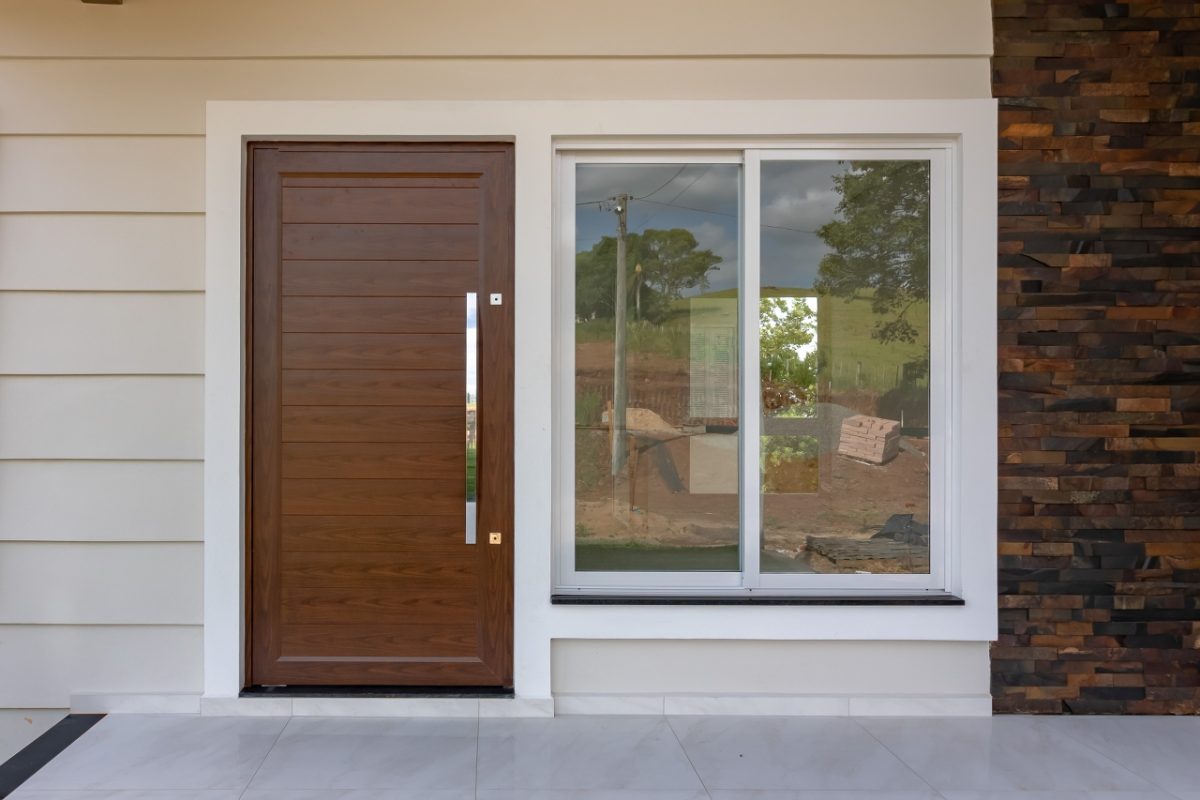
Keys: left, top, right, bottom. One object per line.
{"left": 574, "top": 339, "right": 929, "bottom": 574}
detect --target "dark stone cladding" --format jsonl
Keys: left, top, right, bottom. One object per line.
{"left": 992, "top": 0, "right": 1200, "bottom": 714}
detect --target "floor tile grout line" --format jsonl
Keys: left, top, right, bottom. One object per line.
{"left": 474, "top": 711, "right": 481, "bottom": 800}
{"left": 849, "top": 716, "right": 948, "bottom": 799}
{"left": 1035, "top": 716, "right": 1186, "bottom": 798}
{"left": 236, "top": 715, "right": 292, "bottom": 800}
{"left": 663, "top": 714, "right": 714, "bottom": 800}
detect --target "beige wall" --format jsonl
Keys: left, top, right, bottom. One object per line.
{"left": 553, "top": 640, "right": 990, "bottom": 695}
{"left": 0, "top": 0, "right": 992, "bottom": 59}
{"left": 0, "top": 0, "right": 993, "bottom": 709}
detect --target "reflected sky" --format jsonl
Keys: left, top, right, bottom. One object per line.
{"left": 575, "top": 160, "right": 850, "bottom": 295}
{"left": 466, "top": 293, "right": 477, "bottom": 399}
{"left": 576, "top": 163, "right": 740, "bottom": 295}
{"left": 761, "top": 160, "right": 847, "bottom": 290}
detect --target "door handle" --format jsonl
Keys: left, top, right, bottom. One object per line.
{"left": 466, "top": 291, "right": 478, "bottom": 545}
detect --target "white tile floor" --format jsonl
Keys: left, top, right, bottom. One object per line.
{"left": 8, "top": 713, "right": 1200, "bottom": 800}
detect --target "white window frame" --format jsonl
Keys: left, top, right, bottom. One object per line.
{"left": 555, "top": 140, "right": 956, "bottom": 596}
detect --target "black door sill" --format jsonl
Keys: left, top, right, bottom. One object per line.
{"left": 240, "top": 685, "right": 513, "bottom": 699}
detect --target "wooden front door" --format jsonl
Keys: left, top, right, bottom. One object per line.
{"left": 247, "top": 142, "right": 513, "bottom": 687}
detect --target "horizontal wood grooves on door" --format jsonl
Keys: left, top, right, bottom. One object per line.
{"left": 279, "top": 624, "right": 479, "bottom": 659}
{"left": 248, "top": 141, "right": 514, "bottom": 687}
{"left": 282, "top": 223, "right": 479, "bottom": 261}
{"left": 281, "top": 586, "right": 478, "bottom": 626}
{"left": 283, "top": 297, "right": 464, "bottom": 333}
{"left": 281, "top": 478, "right": 461, "bottom": 516}
{"left": 283, "top": 332, "right": 462, "bottom": 370}
{"left": 281, "top": 187, "right": 480, "bottom": 224}
{"left": 282, "top": 442, "right": 462, "bottom": 480}
{"left": 282, "top": 406, "right": 462, "bottom": 442}
{"left": 283, "top": 261, "right": 477, "bottom": 296}
{"left": 281, "top": 550, "right": 476, "bottom": 586}
{"left": 281, "top": 176, "right": 481, "bottom": 189}
{"left": 283, "top": 370, "right": 464, "bottom": 407}
{"left": 281, "top": 517, "right": 466, "bottom": 551}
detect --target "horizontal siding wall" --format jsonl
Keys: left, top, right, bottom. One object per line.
{"left": 0, "top": 83, "right": 205, "bottom": 705}
{"left": 0, "top": 214, "right": 203, "bottom": 290}
{"left": 0, "top": 377, "right": 202, "bottom": 460}
{"left": 0, "top": 626, "right": 202, "bottom": 708}
{"left": 0, "top": 0, "right": 993, "bottom": 709}
{"left": 0, "top": 543, "right": 201, "bottom": 624}
{"left": 0, "top": 461, "right": 202, "bottom": 541}
{"left": 0, "top": 294, "right": 203, "bottom": 374}
{"left": 0, "top": 137, "right": 204, "bottom": 212}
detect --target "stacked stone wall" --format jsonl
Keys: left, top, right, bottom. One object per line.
{"left": 993, "top": 0, "right": 1200, "bottom": 713}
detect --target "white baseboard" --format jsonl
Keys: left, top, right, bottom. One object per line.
{"left": 72, "top": 692, "right": 991, "bottom": 718}
{"left": 71, "top": 693, "right": 202, "bottom": 714}
{"left": 70, "top": 693, "right": 554, "bottom": 718}
{"left": 556, "top": 693, "right": 993, "bottom": 717}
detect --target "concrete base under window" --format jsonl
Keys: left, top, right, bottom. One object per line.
{"left": 552, "top": 639, "right": 991, "bottom": 696}
{"left": 554, "top": 693, "right": 990, "bottom": 716}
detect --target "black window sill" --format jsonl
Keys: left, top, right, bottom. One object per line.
{"left": 551, "top": 593, "right": 964, "bottom": 606}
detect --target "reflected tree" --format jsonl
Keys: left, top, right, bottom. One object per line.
{"left": 575, "top": 228, "right": 720, "bottom": 322}
{"left": 815, "top": 161, "right": 930, "bottom": 346}
{"left": 759, "top": 297, "right": 817, "bottom": 415}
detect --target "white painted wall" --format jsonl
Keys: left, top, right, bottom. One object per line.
{"left": 0, "top": 0, "right": 995, "bottom": 717}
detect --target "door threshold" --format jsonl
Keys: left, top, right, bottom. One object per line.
{"left": 240, "top": 685, "right": 513, "bottom": 699}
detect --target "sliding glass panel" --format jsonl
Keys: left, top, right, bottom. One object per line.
{"left": 759, "top": 159, "right": 931, "bottom": 575}
{"left": 573, "top": 163, "right": 741, "bottom": 571}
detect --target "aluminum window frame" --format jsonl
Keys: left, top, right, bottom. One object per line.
{"left": 554, "top": 139, "right": 957, "bottom": 596}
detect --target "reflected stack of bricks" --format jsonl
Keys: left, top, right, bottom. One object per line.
{"left": 993, "top": 1, "right": 1200, "bottom": 714}
{"left": 837, "top": 415, "right": 900, "bottom": 465}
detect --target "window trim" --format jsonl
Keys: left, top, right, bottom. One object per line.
{"left": 554, "top": 140, "right": 958, "bottom": 596}
{"left": 208, "top": 100, "right": 998, "bottom": 698}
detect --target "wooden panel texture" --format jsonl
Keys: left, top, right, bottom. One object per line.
{"left": 249, "top": 142, "right": 513, "bottom": 687}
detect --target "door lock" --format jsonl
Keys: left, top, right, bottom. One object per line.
{"left": 488, "top": 532, "right": 503, "bottom": 545}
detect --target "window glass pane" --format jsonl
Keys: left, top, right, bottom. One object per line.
{"left": 574, "top": 163, "right": 741, "bottom": 571}
{"left": 759, "top": 160, "right": 931, "bottom": 574}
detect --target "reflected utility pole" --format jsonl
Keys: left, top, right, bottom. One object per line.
{"left": 605, "top": 193, "right": 630, "bottom": 476}
{"left": 634, "top": 262, "right": 643, "bottom": 321}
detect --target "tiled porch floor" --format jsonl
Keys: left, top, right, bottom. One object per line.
{"left": 8, "top": 712, "right": 1200, "bottom": 799}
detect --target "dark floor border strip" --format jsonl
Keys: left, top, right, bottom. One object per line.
{"left": 0, "top": 714, "right": 104, "bottom": 799}
{"left": 241, "top": 685, "right": 513, "bottom": 698}
{"left": 552, "top": 593, "right": 965, "bottom": 606}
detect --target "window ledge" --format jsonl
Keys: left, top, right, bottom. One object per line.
{"left": 551, "top": 593, "right": 964, "bottom": 606}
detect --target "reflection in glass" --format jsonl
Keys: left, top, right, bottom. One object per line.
{"left": 574, "top": 163, "right": 740, "bottom": 571}
{"left": 465, "top": 292, "right": 477, "bottom": 544}
{"left": 759, "top": 160, "right": 931, "bottom": 575}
